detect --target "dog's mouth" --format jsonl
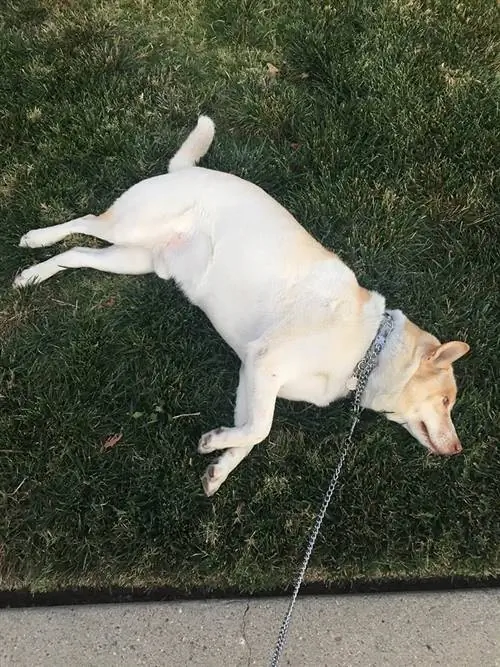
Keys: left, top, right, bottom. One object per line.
{"left": 402, "top": 420, "right": 438, "bottom": 453}
{"left": 418, "top": 421, "right": 438, "bottom": 454}
{"left": 403, "top": 420, "right": 462, "bottom": 456}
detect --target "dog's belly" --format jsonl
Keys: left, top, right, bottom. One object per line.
{"left": 139, "top": 168, "right": 372, "bottom": 366}
{"left": 278, "top": 374, "right": 346, "bottom": 407}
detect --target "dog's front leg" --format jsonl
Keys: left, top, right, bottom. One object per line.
{"left": 198, "top": 343, "right": 280, "bottom": 454}
{"left": 201, "top": 366, "right": 254, "bottom": 496}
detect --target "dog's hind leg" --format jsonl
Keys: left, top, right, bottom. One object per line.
{"left": 19, "top": 212, "right": 117, "bottom": 248}
{"left": 201, "top": 367, "right": 255, "bottom": 496}
{"left": 13, "top": 245, "right": 153, "bottom": 288}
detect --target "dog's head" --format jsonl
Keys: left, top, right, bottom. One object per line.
{"left": 383, "top": 335, "right": 470, "bottom": 456}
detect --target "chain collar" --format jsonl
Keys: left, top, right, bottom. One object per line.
{"left": 346, "top": 311, "right": 395, "bottom": 394}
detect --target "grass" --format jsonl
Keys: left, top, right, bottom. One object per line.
{"left": 0, "top": 0, "right": 498, "bottom": 594}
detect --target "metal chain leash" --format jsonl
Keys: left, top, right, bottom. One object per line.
{"left": 270, "top": 312, "right": 394, "bottom": 667}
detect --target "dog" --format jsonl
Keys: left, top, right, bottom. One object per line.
{"left": 14, "top": 116, "right": 470, "bottom": 495}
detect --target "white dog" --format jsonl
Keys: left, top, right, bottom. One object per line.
{"left": 15, "top": 117, "right": 470, "bottom": 495}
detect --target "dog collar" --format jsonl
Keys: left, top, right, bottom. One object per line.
{"left": 346, "top": 311, "right": 395, "bottom": 392}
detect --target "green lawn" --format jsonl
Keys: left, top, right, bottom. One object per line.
{"left": 0, "top": 0, "right": 498, "bottom": 595}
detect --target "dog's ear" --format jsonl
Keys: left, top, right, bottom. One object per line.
{"left": 426, "top": 341, "right": 470, "bottom": 368}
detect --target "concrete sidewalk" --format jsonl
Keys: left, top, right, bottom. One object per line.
{"left": 1, "top": 589, "right": 499, "bottom": 666}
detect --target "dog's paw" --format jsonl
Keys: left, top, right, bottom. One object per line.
{"left": 13, "top": 265, "right": 45, "bottom": 288}
{"left": 201, "top": 464, "right": 226, "bottom": 497}
{"left": 19, "top": 227, "right": 62, "bottom": 248}
{"left": 198, "top": 427, "right": 227, "bottom": 454}
{"left": 19, "top": 228, "right": 48, "bottom": 248}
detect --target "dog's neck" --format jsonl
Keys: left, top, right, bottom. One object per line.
{"left": 360, "top": 309, "right": 420, "bottom": 412}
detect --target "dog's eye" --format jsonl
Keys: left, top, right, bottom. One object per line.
{"left": 443, "top": 396, "right": 450, "bottom": 407}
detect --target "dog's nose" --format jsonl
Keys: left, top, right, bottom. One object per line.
{"left": 451, "top": 440, "right": 462, "bottom": 455}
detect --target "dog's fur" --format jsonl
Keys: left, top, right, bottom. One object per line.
{"left": 15, "top": 117, "right": 470, "bottom": 495}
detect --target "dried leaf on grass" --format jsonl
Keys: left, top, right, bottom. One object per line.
{"left": 102, "top": 433, "right": 123, "bottom": 450}
{"left": 266, "top": 62, "right": 280, "bottom": 78}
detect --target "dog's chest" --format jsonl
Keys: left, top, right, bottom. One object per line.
{"left": 277, "top": 371, "right": 349, "bottom": 406}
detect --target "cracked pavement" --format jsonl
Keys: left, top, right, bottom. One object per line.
{"left": 2, "top": 590, "right": 499, "bottom": 666}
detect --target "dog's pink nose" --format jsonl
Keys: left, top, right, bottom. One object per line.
{"left": 451, "top": 440, "right": 462, "bottom": 455}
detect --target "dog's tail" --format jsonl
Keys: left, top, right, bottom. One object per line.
{"left": 168, "top": 116, "right": 215, "bottom": 172}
